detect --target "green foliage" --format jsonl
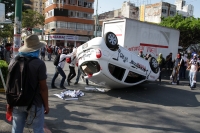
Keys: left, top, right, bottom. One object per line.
{"left": 22, "top": 9, "right": 45, "bottom": 28}
{"left": 0, "top": 60, "right": 8, "bottom": 88}
{"left": 0, "top": 24, "right": 14, "bottom": 39}
{"left": 160, "top": 15, "right": 200, "bottom": 50}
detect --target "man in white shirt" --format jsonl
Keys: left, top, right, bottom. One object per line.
{"left": 51, "top": 48, "right": 73, "bottom": 89}
{"left": 188, "top": 54, "right": 199, "bottom": 89}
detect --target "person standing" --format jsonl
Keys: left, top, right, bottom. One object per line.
{"left": 67, "top": 48, "right": 77, "bottom": 86}
{"left": 6, "top": 35, "right": 49, "bottom": 133}
{"left": 47, "top": 45, "right": 53, "bottom": 61}
{"left": 157, "top": 53, "right": 165, "bottom": 83}
{"left": 171, "top": 53, "right": 183, "bottom": 85}
{"left": 51, "top": 48, "right": 72, "bottom": 89}
{"left": 4, "top": 43, "right": 12, "bottom": 64}
{"left": 40, "top": 46, "right": 46, "bottom": 61}
{"left": 188, "top": 54, "right": 199, "bottom": 89}
{"left": 165, "top": 53, "right": 173, "bottom": 72}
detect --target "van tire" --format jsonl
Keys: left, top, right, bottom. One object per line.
{"left": 104, "top": 32, "right": 118, "bottom": 50}
{"left": 148, "top": 57, "right": 159, "bottom": 73}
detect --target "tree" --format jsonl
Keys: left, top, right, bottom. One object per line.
{"left": 22, "top": 9, "right": 45, "bottom": 28}
{"left": 160, "top": 15, "right": 200, "bottom": 50}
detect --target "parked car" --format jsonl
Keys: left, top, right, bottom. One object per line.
{"left": 76, "top": 32, "right": 160, "bottom": 89}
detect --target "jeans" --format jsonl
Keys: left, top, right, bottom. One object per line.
{"left": 67, "top": 66, "right": 76, "bottom": 81}
{"left": 51, "top": 66, "right": 66, "bottom": 87}
{"left": 189, "top": 71, "right": 196, "bottom": 87}
{"left": 12, "top": 105, "right": 44, "bottom": 133}
{"left": 76, "top": 69, "right": 88, "bottom": 84}
{"left": 48, "top": 53, "right": 52, "bottom": 61}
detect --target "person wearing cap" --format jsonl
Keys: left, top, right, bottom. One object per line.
{"left": 51, "top": 48, "right": 74, "bottom": 89}
{"left": 7, "top": 35, "right": 49, "bottom": 132}
{"left": 188, "top": 54, "right": 199, "bottom": 89}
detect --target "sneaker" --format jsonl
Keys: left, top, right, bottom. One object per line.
{"left": 74, "top": 82, "right": 78, "bottom": 85}
{"left": 171, "top": 82, "right": 177, "bottom": 85}
{"left": 51, "top": 85, "right": 57, "bottom": 88}
{"left": 60, "top": 86, "right": 67, "bottom": 89}
{"left": 67, "top": 80, "right": 70, "bottom": 86}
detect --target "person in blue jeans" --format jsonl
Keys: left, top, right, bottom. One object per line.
{"left": 7, "top": 35, "right": 49, "bottom": 133}
{"left": 74, "top": 68, "right": 89, "bottom": 85}
{"left": 51, "top": 48, "right": 74, "bottom": 89}
{"left": 188, "top": 54, "right": 199, "bottom": 89}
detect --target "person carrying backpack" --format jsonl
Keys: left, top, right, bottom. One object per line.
{"left": 6, "top": 35, "right": 49, "bottom": 133}
{"left": 51, "top": 48, "right": 74, "bottom": 89}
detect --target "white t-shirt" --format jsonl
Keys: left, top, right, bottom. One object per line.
{"left": 58, "top": 53, "right": 72, "bottom": 69}
{"left": 190, "top": 59, "right": 198, "bottom": 72}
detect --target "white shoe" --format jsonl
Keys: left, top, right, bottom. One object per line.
{"left": 171, "top": 82, "right": 177, "bottom": 85}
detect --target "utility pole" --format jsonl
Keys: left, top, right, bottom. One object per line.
{"left": 95, "top": 0, "right": 98, "bottom": 37}
{"left": 13, "top": 0, "right": 22, "bottom": 57}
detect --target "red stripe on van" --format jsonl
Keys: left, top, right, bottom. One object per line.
{"left": 140, "top": 43, "right": 168, "bottom": 48}
{"left": 115, "top": 34, "right": 122, "bottom": 36}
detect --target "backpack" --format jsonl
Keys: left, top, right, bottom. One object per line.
{"left": 53, "top": 54, "right": 66, "bottom": 66}
{"left": 6, "top": 56, "right": 37, "bottom": 110}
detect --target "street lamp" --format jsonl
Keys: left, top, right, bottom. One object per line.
{"left": 95, "top": 0, "right": 98, "bottom": 37}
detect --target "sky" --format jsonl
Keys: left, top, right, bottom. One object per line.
{"left": 94, "top": 0, "right": 200, "bottom": 18}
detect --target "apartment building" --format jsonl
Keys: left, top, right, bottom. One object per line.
{"left": 140, "top": 2, "right": 176, "bottom": 23}
{"left": 44, "top": 0, "right": 94, "bottom": 47}
{"left": 24, "top": 0, "right": 46, "bottom": 15}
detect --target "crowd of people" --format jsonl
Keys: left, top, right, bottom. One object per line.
{"left": 138, "top": 50, "right": 199, "bottom": 90}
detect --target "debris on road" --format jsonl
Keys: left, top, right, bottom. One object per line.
{"left": 54, "top": 90, "right": 84, "bottom": 100}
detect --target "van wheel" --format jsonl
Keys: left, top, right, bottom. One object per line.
{"left": 104, "top": 32, "right": 118, "bottom": 50}
{"left": 148, "top": 57, "right": 159, "bottom": 73}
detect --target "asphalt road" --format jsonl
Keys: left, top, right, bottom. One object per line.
{"left": 0, "top": 59, "right": 200, "bottom": 133}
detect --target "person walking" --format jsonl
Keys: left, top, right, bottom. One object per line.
{"left": 6, "top": 35, "right": 49, "bottom": 133}
{"left": 51, "top": 48, "right": 73, "bottom": 89}
{"left": 157, "top": 53, "right": 165, "bottom": 83}
{"left": 67, "top": 48, "right": 77, "bottom": 86}
{"left": 188, "top": 54, "right": 199, "bottom": 89}
{"left": 47, "top": 45, "right": 53, "bottom": 61}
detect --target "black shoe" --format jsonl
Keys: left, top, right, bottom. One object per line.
{"left": 67, "top": 80, "right": 70, "bottom": 86}
{"left": 51, "top": 85, "right": 57, "bottom": 88}
{"left": 74, "top": 82, "right": 78, "bottom": 85}
{"left": 60, "top": 86, "right": 67, "bottom": 89}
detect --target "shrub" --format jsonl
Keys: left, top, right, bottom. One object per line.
{"left": 0, "top": 60, "right": 8, "bottom": 88}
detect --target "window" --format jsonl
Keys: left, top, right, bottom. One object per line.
{"left": 124, "top": 71, "right": 146, "bottom": 83}
{"left": 162, "top": 9, "right": 166, "bottom": 14}
{"left": 68, "top": 22, "right": 76, "bottom": 29}
{"left": 76, "top": 23, "right": 84, "bottom": 30}
{"left": 108, "top": 64, "right": 125, "bottom": 81}
{"left": 170, "top": 11, "right": 174, "bottom": 15}
{"left": 83, "top": 13, "right": 88, "bottom": 18}
{"left": 78, "top": 0, "right": 83, "bottom": 6}
{"left": 68, "top": 10, "right": 75, "bottom": 17}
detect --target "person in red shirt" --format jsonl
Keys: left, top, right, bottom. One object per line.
{"left": 47, "top": 45, "right": 53, "bottom": 61}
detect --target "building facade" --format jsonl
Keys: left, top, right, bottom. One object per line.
{"left": 44, "top": 0, "right": 94, "bottom": 47}
{"left": 140, "top": 2, "right": 176, "bottom": 23}
{"left": 175, "top": 0, "right": 194, "bottom": 18}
